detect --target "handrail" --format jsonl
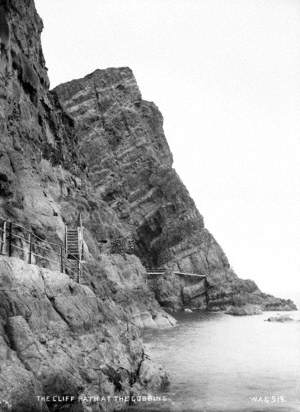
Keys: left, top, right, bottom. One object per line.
{"left": 0, "top": 216, "right": 65, "bottom": 248}
{"left": 0, "top": 216, "right": 89, "bottom": 283}
{"left": 0, "top": 216, "right": 83, "bottom": 263}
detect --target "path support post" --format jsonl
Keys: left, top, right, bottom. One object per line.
{"left": 28, "top": 233, "right": 32, "bottom": 264}
{"left": 60, "top": 246, "right": 65, "bottom": 273}
{"left": 0, "top": 221, "right": 6, "bottom": 255}
{"left": 8, "top": 222, "right": 13, "bottom": 257}
{"left": 78, "top": 261, "right": 82, "bottom": 284}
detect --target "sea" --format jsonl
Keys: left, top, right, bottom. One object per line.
{"left": 140, "top": 309, "right": 300, "bottom": 412}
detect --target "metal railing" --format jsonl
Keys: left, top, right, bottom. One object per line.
{"left": 0, "top": 217, "right": 88, "bottom": 284}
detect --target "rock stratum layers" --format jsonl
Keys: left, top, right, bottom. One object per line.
{"left": 54, "top": 68, "right": 296, "bottom": 313}
{"left": 0, "top": 0, "right": 296, "bottom": 410}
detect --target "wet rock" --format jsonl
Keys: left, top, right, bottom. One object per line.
{"left": 225, "top": 304, "right": 262, "bottom": 316}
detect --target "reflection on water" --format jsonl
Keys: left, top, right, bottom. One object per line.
{"left": 142, "top": 310, "right": 300, "bottom": 411}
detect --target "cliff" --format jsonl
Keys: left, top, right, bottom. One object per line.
{"left": 0, "top": 0, "right": 296, "bottom": 410}
{"left": 0, "top": 1, "right": 174, "bottom": 410}
{"left": 54, "top": 69, "right": 296, "bottom": 313}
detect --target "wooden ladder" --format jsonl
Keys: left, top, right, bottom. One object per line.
{"left": 65, "top": 221, "right": 84, "bottom": 283}
{"left": 66, "top": 227, "right": 80, "bottom": 259}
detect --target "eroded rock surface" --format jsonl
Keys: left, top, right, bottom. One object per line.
{"left": 0, "top": 257, "right": 170, "bottom": 411}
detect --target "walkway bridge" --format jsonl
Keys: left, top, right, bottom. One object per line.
{"left": 146, "top": 268, "right": 210, "bottom": 308}
{"left": 146, "top": 268, "right": 209, "bottom": 297}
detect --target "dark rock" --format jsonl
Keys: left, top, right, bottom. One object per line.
{"left": 0, "top": 6, "right": 9, "bottom": 49}
{"left": 0, "top": 172, "right": 13, "bottom": 196}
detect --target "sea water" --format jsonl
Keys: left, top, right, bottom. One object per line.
{"left": 142, "top": 310, "right": 300, "bottom": 412}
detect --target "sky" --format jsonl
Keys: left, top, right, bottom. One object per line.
{"left": 35, "top": 0, "right": 300, "bottom": 304}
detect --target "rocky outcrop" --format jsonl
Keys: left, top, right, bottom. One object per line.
{"left": 54, "top": 68, "right": 296, "bottom": 313}
{"left": 0, "top": 256, "right": 170, "bottom": 411}
{"left": 83, "top": 254, "right": 176, "bottom": 329}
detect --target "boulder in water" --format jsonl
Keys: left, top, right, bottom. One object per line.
{"left": 265, "top": 314, "right": 294, "bottom": 322}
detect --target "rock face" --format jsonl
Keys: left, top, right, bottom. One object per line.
{"left": 0, "top": 1, "right": 174, "bottom": 410}
{"left": 147, "top": 271, "right": 208, "bottom": 312}
{"left": 0, "top": 257, "right": 170, "bottom": 411}
{"left": 54, "top": 69, "right": 296, "bottom": 313}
